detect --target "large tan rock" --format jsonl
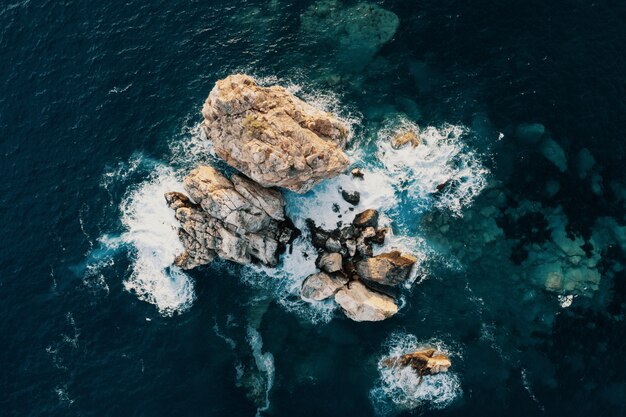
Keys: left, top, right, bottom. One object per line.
{"left": 334, "top": 280, "right": 398, "bottom": 321}
{"left": 202, "top": 74, "right": 350, "bottom": 193}
{"left": 301, "top": 272, "right": 348, "bottom": 301}
{"left": 165, "top": 166, "right": 295, "bottom": 269}
{"left": 356, "top": 251, "right": 417, "bottom": 286}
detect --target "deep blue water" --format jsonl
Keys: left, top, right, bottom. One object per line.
{"left": 2, "top": 0, "right": 626, "bottom": 416}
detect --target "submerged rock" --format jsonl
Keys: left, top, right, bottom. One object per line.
{"left": 301, "top": 272, "right": 348, "bottom": 301}
{"left": 356, "top": 251, "right": 417, "bottom": 286}
{"left": 540, "top": 138, "right": 568, "bottom": 172}
{"left": 514, "top": 122, "right": 545, "bottom": 145}
{"left": 301, "top": 0, "right": 399, "bottom": 70}
{"left": 335, "top": 280, "right": 398, "bottom": 321}
{"left": 165, "top": 166, "right": 296, "bottom": 269}
{"left": 202, "top": 74, "right": 350, "bottom": 193}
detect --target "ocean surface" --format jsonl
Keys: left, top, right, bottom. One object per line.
{"left": 2, "top": 0, "right": 626, "bottom": 416}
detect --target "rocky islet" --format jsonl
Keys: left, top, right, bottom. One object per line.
{"left": 166, "top": 74, "right": 420, "bottom": 322}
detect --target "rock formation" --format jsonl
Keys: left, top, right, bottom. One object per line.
{"left": 381, "top": 348, "right": 451, "bottom": 381}
{"left": 300, "top": 208, "right": 417, "bottom": 321}
{"left": 165, "top": 74, "right": 420, "bottom": 322}
{"left": 165, "top": 166, "right": 297, "bottom": 269}
{"left": 201, "top": 74, "right": 350, "bottom": 193}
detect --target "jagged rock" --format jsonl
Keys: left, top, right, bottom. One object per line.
{"left": 341, "top": 189, "right": 360, "bottom": 205}
{"left": 391, "top": 130, "right": 421, "bottom": 149}
{"left": 317, "top": 252, "right": 343, "bottom": 273}
{"left": 301, "top": 272, "right": 348, "bottom": 301}
{"left": 381, "top": 348, "right": 451, "bottom": 376}
{"left": 166, "top": 166, "right": 296, "bottom": 269}
{"left": 351, "top": 168, "right": 364, "bottom": 178}
{"left": 201, "top": 74, "right": 350, "bottom": 193}
{"left": 334, "top": 280, "right": 398, "bottom": 321}
{"left": 356, "top": 251, "right": 417, "bottom": 286}
{"left": 353, "top": 209, "right": 379, "bottom": 228}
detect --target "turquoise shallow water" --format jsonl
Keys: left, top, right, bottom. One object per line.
{"left": 2, "top": 0, "right": 626, "bottom": 416}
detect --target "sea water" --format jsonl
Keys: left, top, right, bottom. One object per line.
{"left": 2, "top": 0, "right": 626, "bottom": 416}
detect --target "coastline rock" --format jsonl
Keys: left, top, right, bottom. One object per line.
{"left": 201, "top": 74, "right": 350, "bottom": 193}
{"left": 335, "top": 280, "right": 398, "bottom": 321}
{"left": 353, "top": 209, "right": 379, "bottom": 228}
{"left": 166, "top": 166, "right": 296, "bottom": 269}
{"left": 356, "top": 251, "right": 417, "bottom": 286}
{"left": 301, "top": 272, "right": 348, "bottom": 301}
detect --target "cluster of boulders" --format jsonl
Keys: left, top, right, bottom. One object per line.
{"left": 301, "top": 208, "right": 417, "bottom": 321}
{"left": 165, "top": 73, "right": 419, "bottom": 322}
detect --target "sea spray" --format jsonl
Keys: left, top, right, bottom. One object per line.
{"left": 370, "top": 333, "right": 463, "bottom": 414}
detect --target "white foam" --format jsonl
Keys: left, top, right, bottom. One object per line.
{"left": 246, "top": 326, "right": 275, "bottom": 417}
{"left": 116, "top": 163, "right": 196, "bottom": 316}
{"left": 370, "top": 333, "right": 462, "bottom": 414}
{"left": 376, "top": 119, "right": 489, "bottom": 216}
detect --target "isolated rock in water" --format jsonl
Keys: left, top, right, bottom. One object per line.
{"left": 301, "top": 0, "right": 399, "bottom": 69}
{"left": 381, "top": 348, "right": 451, "bottom": 376}
{"left": 351, "top": 167, "right": 364, "bottom": 178}
{"left": 301, "top": 272, "right": 348, "bottom": 301}
{"left": 515, "top": 122, "right": 545, "bottom": 145}
{"left": 391, "top": 130, "right": 421, "bottom": 149}
{"left": 341, "top": 189, "right": 360, "bottom": 205}
{"left": 166, "top": 166, "right": 296, "bottom": 269}
{"left": 316, "top": 252, "right": 343, "bottom": 273}
{"left": 353, "top": 209, "right": 379, "bottom": 228}
{"left": 335, "top": 280, "right": 398, "bottom": 321}
{"left": 356, "top": 251, "right": 417, "bottom": 286}
{"left": 202, "top": 74, "right": 350, "bottom": 193}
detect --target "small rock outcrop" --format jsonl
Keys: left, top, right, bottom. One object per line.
{"left": 201, "top": 74, "right": 350, "bottom": 193}
{"left": 391, "top": 130, "right": 421, "bottom": 149}
{"left": 335, "top": 281, "right": 398, "bottom": 321}
{"left": 381, "top": 348, "right": 451, "bottom": 379}
{"left": 165, "top": 166, "right": 297, "bottom": 269}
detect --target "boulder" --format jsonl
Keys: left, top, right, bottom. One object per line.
{"left": 334, "top": 280, "right": 398, "bottom": 321}
{"left": 353, "top": 209, "right": 379, "bottom": 228}
{"left": 341, "top": 189, "right": 360, "bottom": 205}
{"left": 351, "top": 168, "right": 364, "bottom": 178}
{"left": 391, "top": 130, "right": 421, "bottom": 149}
{"left": 201, "top": 74, "right": 350, "bottom": 193}
{"left": 166, "top": 166, "right": 296, "bottom": 269}
{"left": 356, "top": 251, "right": 417, "bottom": 286}
{"left": 301, "top": 272, "right": 348, "bottom": 301}
{"left": 316, "top": 252, "right": 343, "bottom": 273}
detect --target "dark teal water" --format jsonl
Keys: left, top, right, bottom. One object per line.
{"left": 2, "top": 0, "right": 626, "bottom": 416}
